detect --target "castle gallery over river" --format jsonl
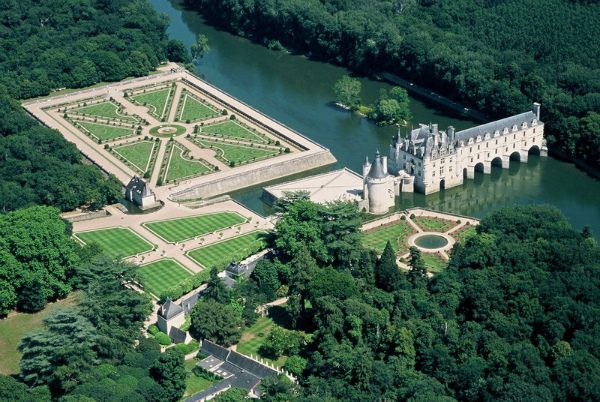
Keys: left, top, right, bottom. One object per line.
{"left": 359, "top": 103, "right": 547, "bottom": 214}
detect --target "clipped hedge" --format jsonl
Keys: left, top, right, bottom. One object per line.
{"left": 158, "top": 271, "right": 210, "bottom": 303}
{"left": 173, "top": 340, "right": 200, "bottom": 355}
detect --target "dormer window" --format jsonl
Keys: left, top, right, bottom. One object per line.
{"left": 521, "top": 122, "right": 528, "bottom": 129}
{"left": 484, "top": 132, "right": 491, "bottom": 140}
{"left": 503, "top": 127, "right": 509, "bottom": 134}
{"left": 494, "top": 130, "right": 500, "bottom": 137}
{"left": 468, "top": 138, "right": 474, "bottom": 145}
{"left": 532, "top": 119, "right": 537, "bottom": 126}
{"left": 512, "top": 124, "right": 518, "bottom": 132}
{"left": 476, "top": 136, "right": 482, "bottom": 143}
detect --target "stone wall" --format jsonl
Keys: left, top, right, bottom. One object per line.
{"left": 170, "top": 150, "right": 337, "bottom": 201}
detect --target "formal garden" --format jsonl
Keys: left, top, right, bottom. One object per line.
{"left": 191, "top": 137, "right": 281, "bottom": 167}
{"left": 72, "top": 120, "right": 137, "bottom": 142}
{"left": 69, "top": 99, "right": 141, "bottom": 123}
{"left": 143, "top": 212, "right": 247, "bottom": 243}
{"left": 362, "top": 218, "right": 416, "bottom": 256}
{"left": 412, "top": 216, "right": 459, "bottom": 232}
{"left": 74, "top": 227, "right": 154, "bottom": 259}
{"left": 137, "top": 258, "right": 194, "bottom": 297}
{"left": 128, "top": 83, "right": 175, "bottom": 121}
{"left": 177, "top": 89, "right": 220, "bottom": 122}
{"left": 199, "top": 120, "right": 268, "bottom": 143}
{"left": 110, "top": 138, "right": 160, "bottom": 176}
{"left": 158, "top": 141, "right": 216, "bottom": 184}
{"left": 452, "top": 224, "right": 477, "bottom": 243}
{"left": 186, "top": 231, "right": 267, "bottom": 270}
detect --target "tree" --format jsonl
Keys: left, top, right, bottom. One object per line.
{"left": 191, "top": 34, "right": 210, "bottom": 62}
{"left": 166, "top": 39, "right": 190, "bottom": 63}
{"left": 407, "top": 246, "right": 427, "bottom": 287}
{"left": 204, "top": 266, "right": 230, "bottom": 303}
{"left": 0, "top": 206, "right": 79, "bottom": 313}
{"left": 150, "top": 348, "right": 186, "bottom": 402}
{"left": 189, "top": 299, "right": 243, "bottom": 346}
{"left": 375, "top": 241, "right": 404, "bottom": 292}
{"left": 333, "top": 75, "right": 361, "bottom": 109}
{"left": 372, "top": 87, "right": 411, "bottom": 125}
{"left": 19, "top": 309, "right": 97, "bottom": 393}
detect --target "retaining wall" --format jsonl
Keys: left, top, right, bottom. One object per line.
{"left": 170, "top": 150, "right": 336, "bottom": 200}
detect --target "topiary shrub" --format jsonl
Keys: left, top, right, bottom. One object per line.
{"left": 148, "top": 324, "right": 159, "bottom": 336}
{"left": 410, "top": 213, "right": 415, "bottom": 219}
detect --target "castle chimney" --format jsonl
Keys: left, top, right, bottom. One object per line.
{"left": 363, "top": 156, "right": 370, "bottom": 178}
{"left": 533, "top": 102, "right": 541, "bottom": 120}
{"left": 432, "top": 124, "right": 438, "bottom": 135}
{"left": 448, "top": 126, "right": 455, "bottom": 142}
{"left": 382, "top": 155, "right": 388, "bottom": 174}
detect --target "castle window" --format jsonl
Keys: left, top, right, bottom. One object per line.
{"left": 449, "top": 166, "right": 452, "bottom": 172}
{"left": 503, "top": 128, "right": 509, "bottom": 134}
{"left": 471, "top": 158, "right": 473, "bottom": 163}
{"left": 440, "top": 167, "right": 443, "bottom": 175}
{"left": 512, "top": 125, "right": 518, "bottom": 132}
{"left": 470, "top": 147, "right": 472, "bottom": 153}
{"left": 532, "top": 119, "right": 537, "bottom": 126}
{"left": 521, "top": 122, "right": 528, "bottom": 129}
{"left": 496, "top": 139, "right": 498, "bottom": 145}
{"left": 494, "top": 130, "right": 500, "bottom": 137}
{"left": 485, "top": 133, "right": 490, "bottom": 140}
{"left": 487, "top": 153, "right": 490, "bottom": 158}
{"left": 433, "top": 172, "right": 435, "bottom": 177}
{"left": 513, "top": 144, "right": 515, "bottom": 148}
{"left": 478, "top": 145, "right": 480, "bottom": 150}
{"left": 533, "top": 128, "right": 536, "bottom": 134}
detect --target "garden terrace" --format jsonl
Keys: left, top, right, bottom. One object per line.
{"left": 137, "top": 258, "right": 194, "bottom": 298}
{"left": 143, "top": 212, "right": 247, "bottom": 243}
{"left": 186, "top": 231, "right": 268, "bottom": 270}
{"left": 74, "top": 227, "right": 154, "bottom": 259}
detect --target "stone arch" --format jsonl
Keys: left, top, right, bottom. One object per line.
{"left": 463, "top": 167, "right": 468, "bottom": 179}
{"left": 491, "top": 156, "right": 503, "bottom": 167}
{"left": 528, "top": 145, "right": 541, "bottom": 155}
{"left": 510, "top": 151, "right": 521, "bottom": 161}
{"left": 440, "top": 178, "right": 446, "bottom": 191}
{"left": 474, "top": 162, "right": 485, "bottom": 173}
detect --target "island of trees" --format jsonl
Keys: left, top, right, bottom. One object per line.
{"left": 186, "top": 0, "right": 600, "bottom": 172}
{"left": 333, "top": 76, "right": 412, "bottom": 126}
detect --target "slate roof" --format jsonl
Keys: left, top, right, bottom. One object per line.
{"left": 169, "top": 326, "right": 187, "bottom": 344}
{"left": 227, "top": 351, "right": 278, "bottom": 379}
{"left": 180, "top": 292, "right": 200, "bottom": 315}
{"left": 126, "top": 175, "right": 152, "bottom": 197}
{"left": 201, "top": 339, "right": 230, "bottom": 361}
{"left": 159, "top": 300, "right": 183, "bottom": 320}
{"left": 367, "top": 152, "right": 387, "bottom": 179}
{"left": 455, "top": 111, "right": 538, "bottom": 143}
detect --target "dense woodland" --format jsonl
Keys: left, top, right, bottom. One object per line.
{"left": 192, "top": 201, "right": 600, "bottom": 401}
{"left": 0, "top": 0, "right": 190, "bottom": 212}
{"left": 186, "top": 0, "right": 600, "bottom": 170}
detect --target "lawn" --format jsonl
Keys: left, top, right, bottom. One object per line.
{"left": 200, "top": 120, "right": 267, "bottom": 143}
{"left": 165, "top": 143, "right": 213, "bottom": 182}
{"left": 74, "top": 227, "right": 154, "bottom": 259}
{"left": 453, "top": 225, "right": 477, "bottom": 243}
{"left": 362, "top": 219, "right": 415, "bottom": 255}
{"left": 72, "top": 101, "right": 139, "bottom": 122}
{"left": 182, "top": 359, "right": 216, "bottom": 399}
{"left": 422, "top": 253, "right": 448, "bottom": 273}
{"left": 187, "top": 231, "right": 267, "bottom": 270}
{"left": 76, "top": 121, "right": 134, "bottom": 141}
{"left": 137, "top": 259, "right": 193, "bottom": 297}
{"left": 112, "top": 140, "right": 156, "bottom": 174}
{"left": 144, "top": 212, "right": 247, "bottom": 243}
{"left": 0, "top": 292, "right": 79, "bottom": 375}
{"left": 412, "top": 216, "right": 458, "bottom": 233}
{"left": 179, "top": 94, "right": 218, "bottom": 122}
{"left": 193, "top": 138, "right": 279, "bottom": 165}
{"left": 130, "top": 87, "right": 172, "bottom": 120}
{"left": 236, "top": 316, "right": 286, "bottom": 367}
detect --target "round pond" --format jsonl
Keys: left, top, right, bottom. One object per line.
{"left": 414, "top": 234, "right": 449, "bottom": 250}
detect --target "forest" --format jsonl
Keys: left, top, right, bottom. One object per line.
{"left": 187, "top": 201, "right": 600, "bottom": 401}
{"left": 185, "top": 0, "right": 600, "bottom": 170}
{"left": 0, "top": 0, "right": 189, "bottom": 212}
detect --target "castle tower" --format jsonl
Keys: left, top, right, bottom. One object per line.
{"left": 366, "top": 151, "right": 395, "bottom": 214}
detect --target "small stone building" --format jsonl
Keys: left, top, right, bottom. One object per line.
{"left": 157, "top": 298, "right": 193, "bottom": 344}
{"left": 359, "top": 151, "right": 399, "bottom": 215}
{"left": 125, "top": 176, "right": 157, "bottom": 209}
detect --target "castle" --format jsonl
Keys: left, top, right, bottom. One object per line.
{"left": 359, "top": 103, "right": 547, "bottom": 213}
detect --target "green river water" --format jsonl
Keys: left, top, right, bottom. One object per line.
{"left": 151, "top": 0, "right": 600, "bottom": 237}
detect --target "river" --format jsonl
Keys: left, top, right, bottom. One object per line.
{"left": 151, "top": 0, "right": 600, "bottom": 237}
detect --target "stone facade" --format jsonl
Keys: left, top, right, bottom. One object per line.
{"left": 125, "top": 176, "right": 158, "bottom": 209}
{"left": 359, "top": 151, "right": 398, "bottom": 215}
{"left": 387, "top": 103, "right": 547, "bottom": 195}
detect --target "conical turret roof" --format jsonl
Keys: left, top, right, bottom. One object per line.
{"left": 368, "top": 151, "right": 386, "bottom": 179}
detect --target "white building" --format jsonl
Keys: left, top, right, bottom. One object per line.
{"left": 125, "top": 176, "right": 158, "bottom": 209}
{"left": 387, "top": 103, "right": 547, "bottom": 194}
